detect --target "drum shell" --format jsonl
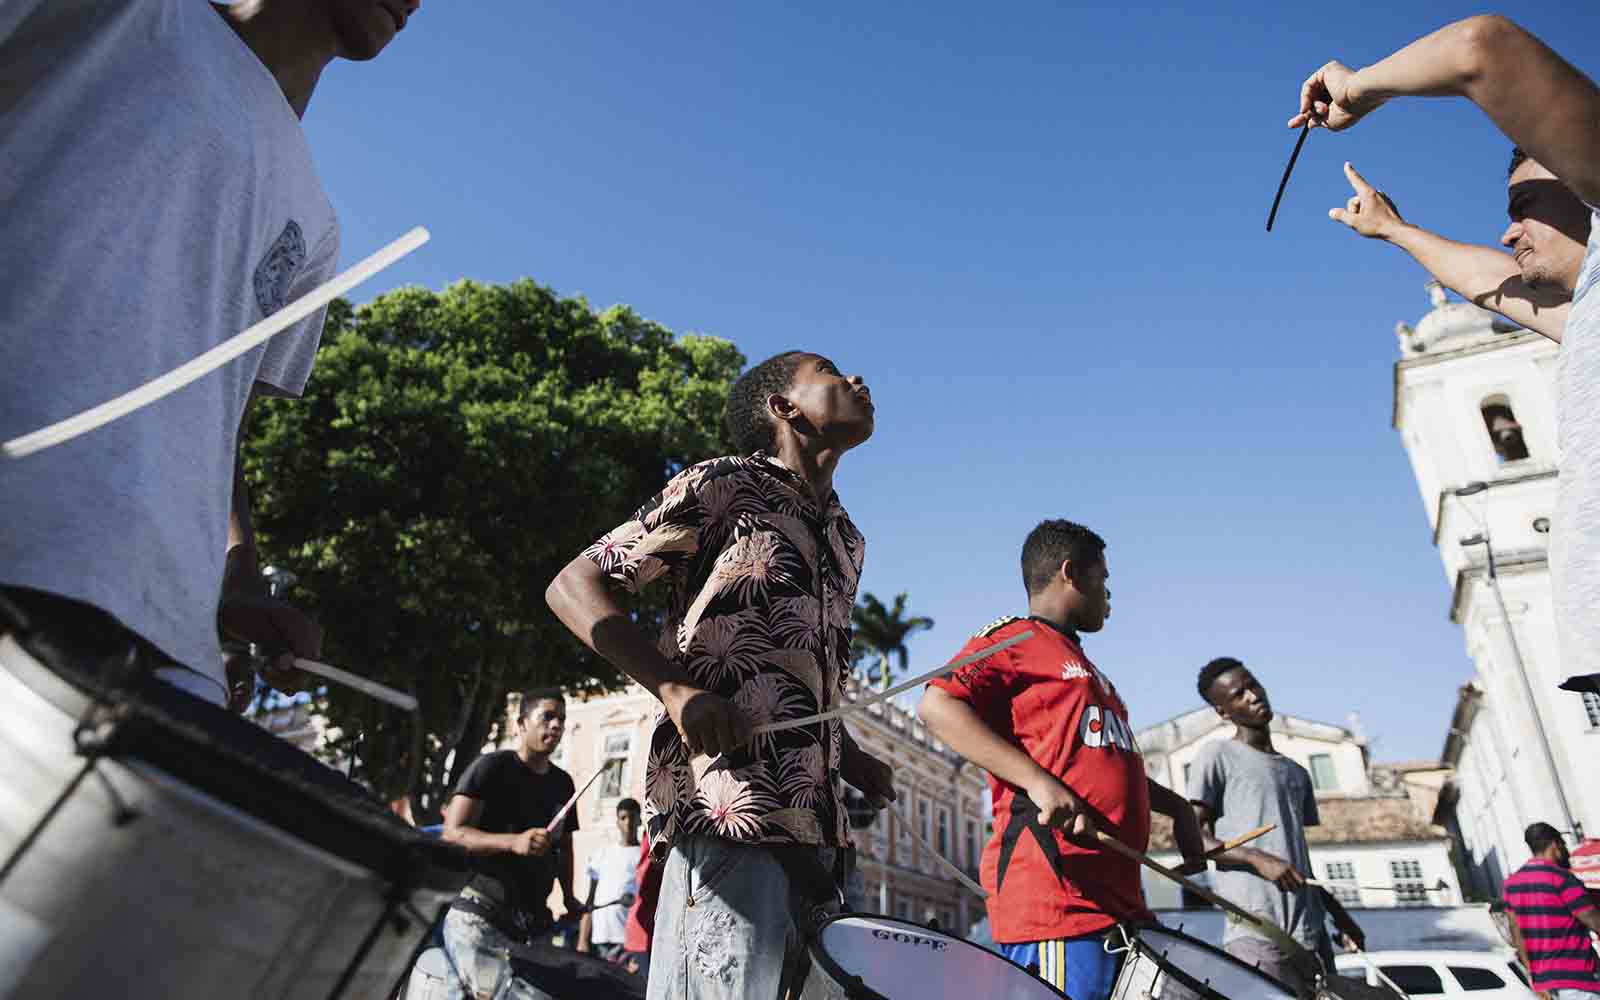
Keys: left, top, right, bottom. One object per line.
{"left": 0, "top": 637, "right": 460, "bottom": 1000}
{"left": 798, "top": 912, "right": 1068, "bottom": 1000}
{"left": 1110, "top": 924, "right": 1302, "bottom": 1000}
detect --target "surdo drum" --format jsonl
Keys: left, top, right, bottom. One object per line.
{"left": 1109, "top": 924, "right": 1300, "bottom": 1000}
{"left": 798, "top": 913, "right": 1068, "bottom": 999}
{"left": 0, "top": 617, "right": 467, "bottom": 999}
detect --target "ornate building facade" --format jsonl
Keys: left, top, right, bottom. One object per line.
{"left": 1392, "top": 284, "right": 1598, "bottom": 897}
{"left": 552, "top": 677, "right": 990, "bottom": 930}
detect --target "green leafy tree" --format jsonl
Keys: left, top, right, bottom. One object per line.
{"left": 241, "top": 279, "right": 742, "bottom": 819}
{"left": 849, "top": 592, "right": 935, "bottom": 691}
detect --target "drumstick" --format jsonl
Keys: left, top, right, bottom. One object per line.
{"left": 751, "top": 630, "right": 1032, "bottom": 736}
{"left": 1306, "top": 877, "right": 1448, "bottom": 893}
{"left": 904, "top": 817, "right": 988, "bottom": 900}
{"left": 1266, "top": 125, "right": 1309, "bottom": 232}
{"left": 291, "top": 657, "right": 418, "bottom": 712}
{"left": 546, "top": 760, "right": 615, "bottom": 834}
{"left": 1092, "top": 830, "right": 1311, "bottom": 962}
{"left": 1205, "top": 823, "right": 1275, "bottom": 859}
{"left": 3, "top": 227, "right": 430, "bottom": 460}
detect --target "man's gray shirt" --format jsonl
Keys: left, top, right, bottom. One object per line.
{"left": 1189, "top": 739, "right": 1327, "bottom": 950}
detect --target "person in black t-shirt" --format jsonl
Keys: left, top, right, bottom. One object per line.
{"left": 441, "top": 688, "right": 582, "bottom": 1000}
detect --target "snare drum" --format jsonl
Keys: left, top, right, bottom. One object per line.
{"left": 0, "top": 626, "right": 467, "bottom": 999}
{"left": 798, "top": 913, "right": 1069, "bottom": 999}
{"left": 1110, "top": 924, "right": 1301, "bottom": 1000}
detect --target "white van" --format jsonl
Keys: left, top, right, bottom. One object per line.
{"left": 1333, "top": 950, "right": 1535, "bottom": 1000}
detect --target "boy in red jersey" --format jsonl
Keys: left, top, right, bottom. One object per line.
{"left": 919, "top": 519, "right": 1205, "bottom": 1000}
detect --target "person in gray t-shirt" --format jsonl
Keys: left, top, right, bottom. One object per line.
{"left": 0, "top": 0, "right": 421, "bottom": 708}
{"left": 1297, "top": 17, "right": 1600, "bottom": 686}
{"left": 1189, "top": 658, "right": 1365, "bottom": 994}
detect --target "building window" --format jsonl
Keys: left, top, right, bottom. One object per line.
{"left": 594, "top": 731, "right": 632, "bottom": 807}
{"left": 937, "top": 807, "right": 950, "bottom": 856}
{"left": 1480, "top": 397, "right": 1530, "bottom": 463}
{"left": 919, "top": 798, "right": 930, "bottom": 841}
{"left": 1309, "top": 754, "right": 1338, "bottom": 792}
{"left": 1583, "top": 692, "right": 1600, "bottom": 728}
{"left": 1390, "top": 858, "right": 1428, "bottom": 903}
{"left": 894, "top": 897, "right": 910, "bottom": 920}
{"left": 1182, "top": 762, "right": 1192, "bottom": 794}
{"left": 1326, "top": 862, "right": 1355, "bottom": 880}
{"left": 965, "top": 821, "right": 978, "bottom": 870}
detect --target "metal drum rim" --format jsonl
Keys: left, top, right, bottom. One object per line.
{"left": 1127, "top": 923, "right": 1304, "bottom": 1000}
{"left": 807, "top": 911, "right": 1071, "bottom": 1000}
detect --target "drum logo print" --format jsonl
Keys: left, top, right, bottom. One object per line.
{"left": 872, "top": 928, "right": 949, "bottom": 951}
{"left": 254, "top": 220, "right": 307, "bottom": 317}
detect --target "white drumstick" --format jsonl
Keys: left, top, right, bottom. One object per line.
{"left": 751, "top": 630, "right": 1032, "bottom": 737}
{"left": 293, "top": 657, "right": 418, "bottom": 712}
{"left": 3, "top": 227, "right": 430, "bottom": 459}
{"left": 904, "top": 818, "right": 988, "bottom": 900}
{"left": 546, "top": 760, "right": 614, "bottom": 834}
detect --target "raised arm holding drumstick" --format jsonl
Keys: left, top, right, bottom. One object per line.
{"left": 1295, "top": 15, "right": 1600, "bottom": 685}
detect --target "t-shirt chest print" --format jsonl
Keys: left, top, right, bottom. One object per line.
{"left": 582, "top": 454, "right": 865, "bottom": 851}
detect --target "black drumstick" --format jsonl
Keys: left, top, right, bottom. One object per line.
{"left": 1266, "top": 125, "right": 1310, "bottom": 232}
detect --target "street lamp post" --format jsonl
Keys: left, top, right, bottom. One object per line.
{"left": 1451, "top": 482, "right": 1581, "bottom": 841}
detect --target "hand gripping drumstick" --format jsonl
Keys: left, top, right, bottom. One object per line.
{"left": 751, "top": 630, "right": 1033, "bottom": 736}
{"left": 1092, "top": 830, "right": 1314, "bottom": 965}
{"left": 545, "top": 760, "right": 617, "bottom": 834}
{"left": 3, "top": 227, "right": 431, "bottom": 459}
{"left": 1204, "top": 823, "right": 1275, "bottom": 860}
{"left": 291, "top": 657, "right": 418, "bottom": 712}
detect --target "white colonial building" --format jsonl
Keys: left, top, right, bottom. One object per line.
{"left": 1391, "top": 284, "right": 1600, "bottom": 895}
{"left": 1138, "top": 708, "right": 1459, "bottom": 913}
{"left": 551, "top": 679, "right": 989, "bottom": 930}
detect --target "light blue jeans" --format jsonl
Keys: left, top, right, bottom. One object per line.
{"left": 440, "top": 908, "right": 553, "bottom": 1000}
{"left": 646, "top": 835, "right": 837, "bottom": 1000}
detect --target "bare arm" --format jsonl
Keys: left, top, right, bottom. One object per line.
{"left": 917, "top": 685, "right": 1092, "bottom": 835}
{"left": 440, "top": 794, "right": 548, "bottom": 857}
{"left": 546, "top": 556, "right": 750, "bottom": 756}
{"left": 1506, "top": 914, "right": 1534, "bottom": 979}
{"left": 1576, "top": 905, "right": 1600, "bottom": 936}
{"left": 1330, "top": 162, "right": 1569, "bottom": 342}
{"left": 1295, "top": 17, "right": 1600, "bottom": 206}
{"left": 1147, "top": 779, "right": 1206, "bottom": 869}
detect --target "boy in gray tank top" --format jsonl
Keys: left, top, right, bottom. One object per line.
{"left": 1188, "top": 658, "right": 1365, "bottom": 994}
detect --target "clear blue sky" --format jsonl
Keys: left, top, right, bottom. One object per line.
{"left": 300, "top": 3, "right": 1600, "bottom": 762}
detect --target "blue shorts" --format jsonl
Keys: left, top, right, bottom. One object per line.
{"left": 997, "top": 932, "right": 1120, "bottom": 1000}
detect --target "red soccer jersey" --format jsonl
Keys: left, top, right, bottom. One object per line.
{"left": 928, "top": 616, "right": 1150, "bottom": 943}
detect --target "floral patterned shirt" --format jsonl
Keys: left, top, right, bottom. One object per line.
{"left": 581, "top": 452, "right": 865, "bottom": 854}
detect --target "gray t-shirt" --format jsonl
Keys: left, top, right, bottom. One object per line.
{"left": 1189, "top": 739, "right": 1327, "bottom": 950}
{"left": 0, "top": 0, "right": 338, "bottom": 702}
{"left": 1552, "top": 209, "right": 1600, "bottom": 682}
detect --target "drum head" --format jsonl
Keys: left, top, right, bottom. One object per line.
{"left": 1131, "top": 926, "right": 1298, "bottom": 1000}
{"left": 809, "top": 914, "right": 1067, "bottom": 999}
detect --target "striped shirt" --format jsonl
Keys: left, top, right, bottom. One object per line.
{"left": 1503, "top": 859, "right": 1600, "bottom": 991}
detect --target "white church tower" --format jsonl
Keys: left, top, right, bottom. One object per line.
{"left": 1392, "top": 282, "right": 1597, "bottom": 897}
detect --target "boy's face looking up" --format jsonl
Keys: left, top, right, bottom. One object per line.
{"left": 326, "top": 0, "right": 421, "bottom": 61}
{"left": 1206, "top": 666, "right": 1273, "bottom": 728}
{"left": 769, "top": 353, "right": 875, "bottom": 451}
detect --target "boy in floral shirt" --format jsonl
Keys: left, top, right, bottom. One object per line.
{"left": 547, "top": 351, "right": 895, "bottom": 1000}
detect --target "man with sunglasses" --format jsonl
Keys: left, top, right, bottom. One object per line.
{"left": 1296, "top": 16, "right": 1600, "bottom": 686}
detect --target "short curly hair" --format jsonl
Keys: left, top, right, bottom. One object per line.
{"left": 1020, "top": 519, "right": 1105, "bottom": 597}
{"left": 1197, "top": 657, "right": 1244, "bottom": 703}
{"left": 724, "top": 351, "right": 809, "bottom": 455}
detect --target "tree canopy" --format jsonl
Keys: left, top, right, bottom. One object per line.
{"left": 241, "top": 278, "right": 743, "bottom": 817}
{"left": 850, "top": 592, "right": 935, "bottom": 690}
